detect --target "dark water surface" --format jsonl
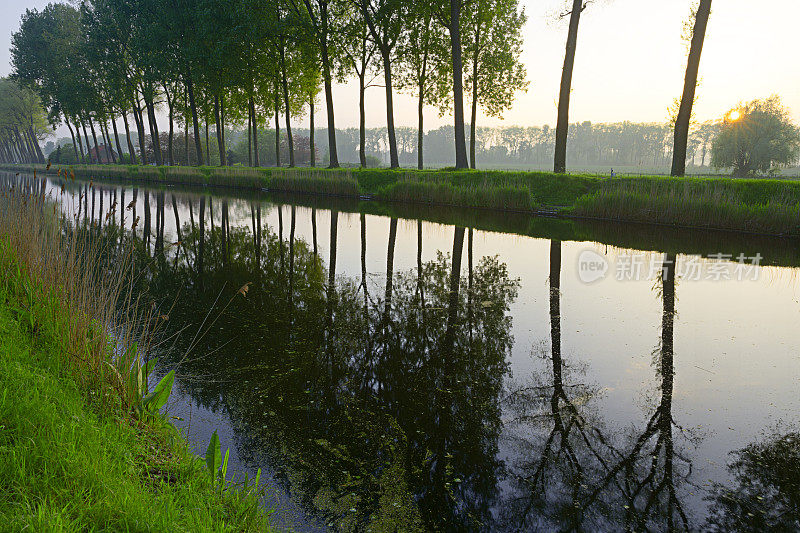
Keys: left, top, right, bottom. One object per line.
{"left": 29, "top": 172, "right": 800, "bottom": 531}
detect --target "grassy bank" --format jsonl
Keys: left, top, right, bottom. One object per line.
{"left": 4, "top": 162, "right": 800, "bottom": 236}
{"left": 0, "top": 184, "right": 272, "bottom": 530}
{"left": 572, "top": 176, "right": 800, "bottom": 235}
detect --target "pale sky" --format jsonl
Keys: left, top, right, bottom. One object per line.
{"left": 2, "top": 0, "right": 799, "bottom": 133}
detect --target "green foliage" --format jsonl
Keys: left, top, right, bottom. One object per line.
{"left": 0, "top": 78, "right": 51, "bottom": 163}
{"left": 463, "top": 0, "right": 529, "bottom": 118}
{"left": 141, "top": 369, "right": 175, "bottom": 414}
{"left": 205, "top": 430, "right": 222, "bottom": 484}
{"left": 0, "top": 250, "right": 273, "bottom": 531}
{"left": 712, "top": 96, "right": 800, "bottom": 177}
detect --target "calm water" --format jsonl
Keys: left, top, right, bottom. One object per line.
{"left": 28, "top": 172, "right": 800, "bottom": 531}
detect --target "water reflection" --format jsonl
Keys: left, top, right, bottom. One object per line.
{"left": 503, "top": 251, "right": 699, "bottom": 531}
{"left": 89, "top": 195, "right": 517, "bottom": 531}
{"left": 20, "top": 172, "right": 800, "bottom": 532}
{"left": 705, "top": 432, "right": 800, "bottom": 530}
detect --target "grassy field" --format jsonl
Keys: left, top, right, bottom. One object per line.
{"left": 4, "top": 162, "right": 800, "bottom": 236}
{"left": 0, "top": 183, "right": 272, "bottom": 530}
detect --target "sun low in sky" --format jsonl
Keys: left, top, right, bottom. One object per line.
{"left": 0, "top": 0, "right": 798, "bottom": 131}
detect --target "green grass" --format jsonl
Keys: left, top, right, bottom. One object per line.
{"left": 0, "top": 242, "right": 272, "bottom": 531}
{"left": 4, "top": 162, "right": 800, "bottom": 235}
{"left": 269, "top": 168, "right": 359, "bottom": 196}
{"left": 373, "top": 172, "right": 535, "bottom": 211}
{"left": 572, "top": 176, "right": 800, "bottom": 235}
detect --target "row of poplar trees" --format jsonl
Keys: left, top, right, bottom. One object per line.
{"left": 0, "top": 78, "right": 48, "bottom": 164}
{"left": 10, "top": 0, "right": 527, "bottom": 170}
{"left": 10, "top": 0, "right": 713, "bottom": 175}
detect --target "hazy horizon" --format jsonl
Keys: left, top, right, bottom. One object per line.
{"left": 2, "top": 0, "right": 799, "bottom": 133}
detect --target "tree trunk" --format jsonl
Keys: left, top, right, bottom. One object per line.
{"left": 280, "top": 42, "right": 295, "bottom": 167}
{"left": 671, "top": 0, "right": 712, "bottom": 177}
{"left": 470, "top": 82, "right": 478, "bottom": 170}
{"left": 184, "top": 104, "right": 189, "bottom": 165}
{"left": 28, "top": 125, "right": 45, "bottom": 163}
{"left": 19, "top": 129, "right": 31, "bottom": 163}
{"left": 15, "top": 127, "right": 30, "bottom": 163}
{"left": 320, "top": 44, "right": 339, "bottom": 168}
{"left": 309, "top": 92, "right": 315, "bottom": 167}
{"left": 381, "top": 49, "right": 399, "bottom": 168}
{"left": 81, "top": 122, "right": 91, "bottom": 162}
{"left": 214, "top": 94, "right": 226, "bottom": 166}
{"left": 65, "top": 119, "right": 80, "bottom": 163}
{"left": 448, "top": 0, "right": 468, "bottom": 169}
{"left": 248, "top": 102, "right": 252, "bottom": 166}
{"left": 554, "top": 0, "right": 583, "bottom": 174}
{"left": 164, "top": 89, "right": 174, "bottom": 165}
{"left": 18, "top": 127, "right": 32, "bottom": 163}
{"left": 470, "top": 25, "right": 481, "bottom": 169}
{"left": 359, "top": 72, "right": 367, "bottom": 168}
{"left": 131, "top": 98, "right": 148, "bottom": 164}
{"left": 186, "top": 73, "right": 204, "bottom": 165}
{"left": 417, "top": 83, "right": 425, "bottom": 170}
{"left": 220, "top": 94, "right": 227, "bottom": 164}
{"left": 111, "top": 118, "right": 124, "bottom": 164}
{"left": 145, "top": 95, "right": 163, "bottom": 165}
{"left": 88, "top": 118, "right": 100, "bottom": 162}
{"left": 250, "top": 96, "right": 259, "bottom": 167}
{"left": 700, "top": 139, "right": 707, "bottom": 167}
{"left": 16, "top": 133, "right": 27, "bottom": 163}
{"left": 274, "top": 83, "right": 281, "bottom": 167}
{"left": 102, "top": 122, "right": 117, "bottom": 163}
{"left": 121, "top": 110, "right": 138, "bottom": 165}
{"left": 205, "top": 117, "right": 210, "bottom": 163}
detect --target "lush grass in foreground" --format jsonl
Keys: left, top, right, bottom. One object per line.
{"left": 4, "top": 162, "right": 800, "bottom": 235}
{"left": 0, "top": 181, "right": 272, "bottom": 530}
{"left": 0, "top": 247, "right": 271, "bottom": 530}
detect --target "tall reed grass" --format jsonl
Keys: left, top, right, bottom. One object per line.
{"left": 573, "top": 178, "right": 800, "bottom": 235}
{"left": 0, "top": 175, "right": 157, "bottom": 408}
{"left": 375, "top": 172, "right": 535, "bottom": 212}
{"left": 268, "top": 168, "right": 359, "bottom": 196}
{"left": 0, "top": 175, "right": 273, "bottom": 529}
{"left": 6, "top": 163, "right": 800, "bottom": 236}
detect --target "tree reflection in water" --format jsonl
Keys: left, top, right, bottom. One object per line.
{"left": 85, "top": 194, "right": 519, "bottom": 532}
{"left": 503, "top": 248, "right": 698, "bottom": 532}
{"left": 49, "top": 177, "right": 799, "bottom": 532}
{"left": 705, "top": 432, "right": 800, "bottom": 531}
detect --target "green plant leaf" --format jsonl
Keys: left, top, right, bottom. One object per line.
{"left": 221, "top": 448, "right": 230, "bottom": 483}
{"left": 206, "top": 430, "right": 221, "bottom": 485}
{"left": 141, "top": 356, "right": 157, "bottom": 381}
{"left": 142, "top": 369, "right": 174, "bottom": 412}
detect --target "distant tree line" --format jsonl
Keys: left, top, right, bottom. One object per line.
{"left": 42, "top": 119, "right": 734, "bottom": 172}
